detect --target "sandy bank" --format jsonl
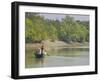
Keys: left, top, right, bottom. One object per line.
{"left": 26, "top": 41, "right": 89, "bottom": 50}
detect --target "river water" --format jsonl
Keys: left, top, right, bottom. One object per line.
{"left": 25, "top": 48, "right": 89, "bottom": 68}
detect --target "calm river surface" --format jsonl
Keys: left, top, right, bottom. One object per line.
{"left": 25, "top": 48, "right": 89, "bottom": 68}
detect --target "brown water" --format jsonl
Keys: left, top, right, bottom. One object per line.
{"left": 25, "top": 48, "right": 89, "bottom": 68}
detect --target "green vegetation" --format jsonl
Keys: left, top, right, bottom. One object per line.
{"left": 25, "top": 12, "right": 89, "bottom": 43}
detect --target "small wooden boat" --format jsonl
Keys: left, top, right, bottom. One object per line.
{"left": 35, "top": 53, "right": 44, "bottom": 58}
{"left": 34, "top": 51, "right": 47, "bottom": 58}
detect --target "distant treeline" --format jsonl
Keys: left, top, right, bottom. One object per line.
{"left": 25, "top": 13, "right": 89, "bottom": 43}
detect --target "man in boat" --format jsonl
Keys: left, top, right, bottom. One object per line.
{"left": 35, "top": 48, "right": 43, "bottom": 58}
{"left": 35, "top": 43, "right": 46, "bottom": 58}
{"left": 41, "top": 43, "right": 46, "bottom": 55}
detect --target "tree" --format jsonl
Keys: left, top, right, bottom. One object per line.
{"left": 25, "top": 13, "right": 89, "bottom": 43}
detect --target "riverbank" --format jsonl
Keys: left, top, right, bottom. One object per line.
{"left": 25, "top": 40, "right": 89, "bottom": 50}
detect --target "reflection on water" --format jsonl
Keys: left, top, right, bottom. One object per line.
{"left": 25, "top": 48, "right": 89, "bottom": 68}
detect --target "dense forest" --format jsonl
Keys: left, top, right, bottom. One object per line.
{"left": 25, "top": 12, "right": 89, "bottom": 43}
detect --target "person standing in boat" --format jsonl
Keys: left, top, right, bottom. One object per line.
{"left": 41, "top": 43, "right": 47, "bottom": 55}
{"left": 41, "top": 43, "right": 44, "bottom": 56}
{"left": 35, "top": 43, "right": 47, "bottom": 58}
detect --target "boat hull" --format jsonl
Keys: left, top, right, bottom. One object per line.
{"left": 35, "top": 53, "right": 44, "bottom": 58}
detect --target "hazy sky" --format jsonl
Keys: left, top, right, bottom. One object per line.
{"left": 39, "top": 13, "right": 89, "bottom": 21}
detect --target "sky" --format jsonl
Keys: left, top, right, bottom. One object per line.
{"left": 39, "top": 13, "right": 89, "bottom": 21}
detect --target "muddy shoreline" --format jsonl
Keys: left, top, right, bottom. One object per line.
{"left": 26, "top": 41, "right": 89, "bottom": 50}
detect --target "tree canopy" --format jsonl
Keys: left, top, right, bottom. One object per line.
{"left": 25, "top": 12, "right": 89, "bottom": 43}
